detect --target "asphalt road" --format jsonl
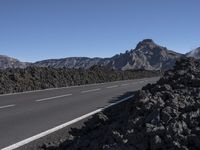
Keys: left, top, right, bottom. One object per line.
{"left": 0, "top": 77, "right": 159, "bottom": 149}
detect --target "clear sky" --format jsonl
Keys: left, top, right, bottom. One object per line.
{"left": 0, "top": 0, "right": 200, "bottom": 62}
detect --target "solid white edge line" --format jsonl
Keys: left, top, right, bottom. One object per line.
{"left": 2, "top": 95, "right": 134, "bottom": 150}
{"left": 36, "top": 94, "right": 72, "bottom": 102}
{"left": 81, "top": 88, "right": 101, "bottom": 93}
{"left": 0, "top": 104, "right": 15, "bottom": 109}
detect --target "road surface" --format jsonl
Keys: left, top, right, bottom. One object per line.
{"left": 0, "top": 77, "right": 159, "bottom": 149}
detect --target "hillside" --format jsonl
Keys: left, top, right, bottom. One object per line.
{"left": 33, "top": 57, "right": 110, "bottom": 69}
{"left": 186, "top": 47, "right": 200, "bottom": 59}
{"left": 107, "top": 39, "right": 182, "bottom": 70}
{"left": 33, "top": 39, "right": 183, "bottom": 71}
{"left": 0, "top": 55, "right": 27, "bottom": 69}
{"left": 0, "top": 39, "right": 189, "bottom": 71}
{"left": 41, "top": 57, "right": 200, "bottom": 150}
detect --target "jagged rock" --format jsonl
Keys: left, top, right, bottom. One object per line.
{"left": 2, "top": 40, "right": 200, "bottom": 71}
{"left": 33, "top": 39, "right": 182, "bottom": 71}
{"left": 41, "top": 58, "right": 200, "bottom": 150}
{"left": 0, "top": 55, "right": 28, "bottom": 69}
{"left": 150, "top": 135, "right": 162, "bottom": 150}
{"left": 0, "top": 67, "right": 159, "bottom": 95}
{"left": 186, "top": 47, "right": 200, "bottom": 59}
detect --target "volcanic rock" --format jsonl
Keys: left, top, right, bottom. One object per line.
{"left": 42, "top": 57, "right": 200, "bottom": 150}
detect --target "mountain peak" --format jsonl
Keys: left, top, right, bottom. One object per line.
{"left": 186, "top": 47, "right": 200, "bottom": 59}
{"left": 196, "top": 47, "right": 200, "bottom": 51}
{"left": 141, "top": 39, "right": 155, "bottom": 43}
{"left": 0, "top": 55, "right": 27, "bottom": 69}
{"left": 135, "top": 39, "right": 157, "bottom": 50}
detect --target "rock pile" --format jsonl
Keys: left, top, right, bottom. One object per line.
{"left": 43, "top": 58, "right": 200, "bottom": 150}
{"left": 0, "top": 66, "right": 159, "bottom": 95}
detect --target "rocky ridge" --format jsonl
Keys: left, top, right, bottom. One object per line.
{"left": 33, "top": 57, "right": 110, "bottom": 69}
{"left": 0, "top": 39, "right": 192, "bottom": 71}
{"left": 186, "top": 47, "right": 200, "bottom": 59}
{"left": 107, "top": 39, "right": 182, "bottom": 70}
{"left": 3, "top": 39, "right": 200, "bottom": 71}
{"left": 0, "top": 55, "right": 27, "bottom": 69}
{"left": 42, "top": 57, "right": 200, "bottom": 150}
{"left": 33, "top": 39, "right": 182, "bottom": 71}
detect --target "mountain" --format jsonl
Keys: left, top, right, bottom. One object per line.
{"left": 0, "top": 39, "right": 185, "bottom": 70}
{"left": 0, "top": 55, "right": 27, "bottom": 69}
{"left": 33, "top": 39, "right": 183, "bottom": 70}
{"left": 41, "top": 57, "right": 200, "bottom": 150}
{"left": 33, "top": 57, "right": 110, "bottom": 69}
{"left": 107, "top": 39, "right": 182, "bottom": 70}
{"left": 186, "top": 47, "right": 200, "bottom": 59}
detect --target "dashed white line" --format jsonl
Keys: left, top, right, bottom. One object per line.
{"left": 106, "top": 85, "right": 119, "bottom": 89}
{"left": 0, "top": 104, "right": 15, "bottom": 109}
{"left": 81, "top": 88, "right": 101, "bottom": 93}
{"left": 0, "top": 79, "right": 137, "bottom": 97}
{"left": 121, "top": 83, "right": 129, "bottom": 86}
{"left": 36, "top": 94, "right": 72, "bottom": 102}
{"left": 2, "top": 95, "right": 134, "bottom": 150}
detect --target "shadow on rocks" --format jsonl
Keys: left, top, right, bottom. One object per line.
{"left": 40, "top": 91, "right": 137, "bottom": 150}
{"left": 41, "top": 58, "right": 200, "bottom": 150}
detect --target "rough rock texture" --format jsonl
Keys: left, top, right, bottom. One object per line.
{"left": 186, "top": 47, "right": 200, "bottom": 59}
{"left": 0, "top": 55, "right": 28, "bottom": 69}
{"left": 43, "top": 58, "right": 200, "bottom": 150}
{"left": 107, "top": 39, "right": 182, "bottom": 71}
{"left": 33, "top": 57, "right": 110, "bottom": 69}
{"left": 0, "top": 66, "right": 159, "bottom": 94}
{"left": 2, "top": 40, "right": 200, "bottom": 71}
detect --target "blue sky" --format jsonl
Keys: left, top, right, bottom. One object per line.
{"left": 0, "top": 0, "right": 200, "bottom": 62}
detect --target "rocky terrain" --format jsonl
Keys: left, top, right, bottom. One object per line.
{"left": 41, "top": 57, "right": 200, "bottom": 150}
{"left": 186, "top": 47, "right": 200, "bottom": 59}
{"left": 33, "top": 57, "right": 111, "bottom": 69}
{"left": 0, "top": 55, "right": 27, "bottom": 69}
{"left": 0, "top": 66, "right": 159, "bottom": 95}
{"left": 0, "top": 39, "right": 184, "bottom": 70}
{"left": 33, "top": 39, "right": 182, "bottom": 71}
{"left": 107, "top": 39, "right": 182, "bottom": 71}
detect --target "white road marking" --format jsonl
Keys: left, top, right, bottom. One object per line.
{"left": 0, "top": 79, "right": 140, "bottom": 97}
{"left": 0, "top": 104, "right": 15, "bottom": 109}
{"left": 2, "top": 95, "right": 134, "bottom": 150}
{"left": 36, "top": 94, "right": 72, "bottom": 102}
{"left": 81, "top": 88, "right": 101, "bottom": 93}
{"left": 106, "top": 85, "right": 119, "bottom": 89}
{"left": 121, "top": 83, "right": 129, "bottom": 86}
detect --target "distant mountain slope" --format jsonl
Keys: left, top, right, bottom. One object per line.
{"left": 0, "top": 39, "right": 186, "bottom": 70}
{"left": 0, "top": 55, "right": 27, "bottom": 69}
{"left": 32, "top": 39, "right": 183, "bottom": 70}
{"left": 186, "top": 47, "right": 200, "bottom": 59}
{"left": 107, "top": 39, "right": 183, "bottom": 70}
{"left": 33, "top": 57, "right": 110, "bottom": 69}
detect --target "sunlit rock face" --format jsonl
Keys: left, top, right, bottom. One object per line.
{"left": 2, "top": 39, "right": 192, "bottom": 70}
{"left": 107, "top": 39, "right": 182, "bottom": 71}
{"left": 0, "top": 55, "right": 28, "bottom": 69}
{"left": 186, "top": 47, "right": 200, "bottom": 59}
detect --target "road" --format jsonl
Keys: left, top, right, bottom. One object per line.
{"left": 0, "top": 77, "right": 159, "bottom": 149}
